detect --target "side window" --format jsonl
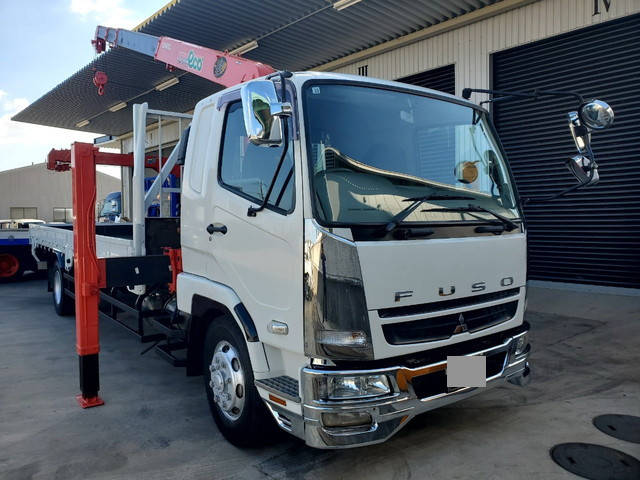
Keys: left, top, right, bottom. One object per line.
{"left": 219, "top": 102, "right": 294, "bottom": 212}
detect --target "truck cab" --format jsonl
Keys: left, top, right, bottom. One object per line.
{"left": 177, "top": 72, "right": 531, "bottom": 448}
{"left": 98, "top": 192, "right": 122, "bottom": 222}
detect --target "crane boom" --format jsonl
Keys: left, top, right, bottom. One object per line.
{"left": 93, "top": 26, "right": 276, "bottom": 88}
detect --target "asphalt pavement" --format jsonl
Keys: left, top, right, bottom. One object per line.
{"left": 1, "top": 276, "right": 639, "bottom": 479}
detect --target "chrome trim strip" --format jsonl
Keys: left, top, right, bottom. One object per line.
{"left": 376, "top": 293, "right": 522, "bottom": 324}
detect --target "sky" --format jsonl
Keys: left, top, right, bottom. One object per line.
{"left": 0, "top": 0, "right": 167, "bottom": 176}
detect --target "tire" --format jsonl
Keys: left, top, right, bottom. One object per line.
{"left": 52, "top": 261, "right": 74, "bottom": 316}
{"left": 0, "top": 253, "right": 23, "bottom": 281}
{"left": 203, "top": 316, "right": 278, "bottom": 447}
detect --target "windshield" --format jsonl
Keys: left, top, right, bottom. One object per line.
{"left": 303, "top": 83, "right": 520, "bottom": 226}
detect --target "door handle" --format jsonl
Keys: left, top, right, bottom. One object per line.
{"left": 206, "top": 224, "right": 228, "bottom": 235}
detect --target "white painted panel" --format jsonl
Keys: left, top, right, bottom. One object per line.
{"left": 357, "top": 233, "right": 527, "bottom": 310}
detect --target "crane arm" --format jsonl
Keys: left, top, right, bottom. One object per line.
{"left": 92, "top": 26, "right": 276, "bottom": 88}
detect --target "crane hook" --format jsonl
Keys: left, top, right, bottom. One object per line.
{"left": 93, "top": 71, "right": 108, "bottom": 96}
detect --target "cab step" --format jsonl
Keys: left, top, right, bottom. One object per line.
{"left": 255, "top": 376, "right": 301, "bottom": 403}
{"left": 154, "top": 341, "right": 187, "bottom": 367}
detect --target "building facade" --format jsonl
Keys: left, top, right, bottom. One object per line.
{"left": 14, "top": 0, "right": 640, "bottom": 288}
{"left": 0, "top": 164, "right": 120, "bottom": 223}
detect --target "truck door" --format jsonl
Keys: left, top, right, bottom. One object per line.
{"left": 206, "top": 100, "right": 303, "bottom": 352}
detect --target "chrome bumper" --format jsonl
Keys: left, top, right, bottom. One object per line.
{"left": 282, "top": 329, "right": 530, "bottom": 449}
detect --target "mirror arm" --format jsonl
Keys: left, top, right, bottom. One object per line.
{"left": 247, "top": 73, "right": 291, "bottom": 217}
{"left": 522, "top": 183, "right": 582, "bottom": 205}
{"left": 246, "top": 122, "right": 289, "bottom": 217}
{"left": 522, "top": 160, "right": 598, "bottom": 205}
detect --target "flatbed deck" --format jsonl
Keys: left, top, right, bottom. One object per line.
{"left": 30, "top": 223, "right": 135, "bottom": 269}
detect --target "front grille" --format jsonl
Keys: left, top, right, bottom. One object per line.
{"left": 411, "top": 352, "right": 508, "bottom": 399}
{"left": 383, "top": 301, "right": 518, "bottom": 345}
{"left": 378, "top": 288, "right": 520, "bottom": 318}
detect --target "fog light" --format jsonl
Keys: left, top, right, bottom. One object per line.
{"left": 515, "top": 333, "right": 529, "bottom": 355}
{"left": 326, "top": 374, "right": 390, "bottom": 400}
{"left": 322, "top": 411, "right": 372, "bottom": 428}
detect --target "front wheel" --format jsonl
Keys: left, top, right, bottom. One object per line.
{"left": 52, "top": 261, "right": 74, "bottom": 316}
{"left": 203, "top": 317, "right": 278, "bottom": 447}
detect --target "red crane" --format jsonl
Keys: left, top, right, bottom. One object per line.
{"left": 91, "top": 26, "right": 275, "bottom": 94}
{"left": 53, "top": 27, "right": 277, "bottom": 408}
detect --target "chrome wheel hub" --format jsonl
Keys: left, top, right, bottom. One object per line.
{"left": 54, "top": 269, "right": 63, "bottom": 305}
{"left": 209, "top": 340, "right": 245, "bottom": 421}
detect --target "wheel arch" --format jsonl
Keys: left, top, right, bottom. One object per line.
{"left": 178, "top": 273, "right": 269, "bottom": 376}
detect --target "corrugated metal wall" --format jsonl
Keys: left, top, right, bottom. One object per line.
{"left": 492, "top": 14, "right": 640, "bottom": 288}
{"left": 397, "top": 64, "right": 456, "bottom": 95}
{"left": 332, "top": 0, "right": 640, "bottom": 102}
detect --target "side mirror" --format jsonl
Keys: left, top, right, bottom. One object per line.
{"left": 564, "top": 99, "right": 612, "bottom": 188}
{"left": 579, "top": 99, "right": 614, "bottom": 130}
{"left": 566, "top": 155, "right": 599, "bottom": 186}
{"left": 568, "top": 100, "right": 614, "bottom": 154}
{"left": 567, "top": 111, "right": 591, "bottom": 154}
{"left": 241, "top": 80, "right": 291, "bottom": 146}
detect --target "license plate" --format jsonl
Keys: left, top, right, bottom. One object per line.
{"left": 446, "top": 355, "right": 486, "bottom": 388}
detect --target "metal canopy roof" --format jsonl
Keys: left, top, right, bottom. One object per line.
{"left": 13, "top": 0, "right": 499, "bottom": 136}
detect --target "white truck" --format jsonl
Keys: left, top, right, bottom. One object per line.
{"left": 30, "top": 27, "right": 614, "bottom": 448}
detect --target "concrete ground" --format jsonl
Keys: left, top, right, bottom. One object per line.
{"left": 1, "top": 276, "right": 639, "bottom": 480}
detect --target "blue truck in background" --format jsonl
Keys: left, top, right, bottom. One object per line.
{"left": 0, "top": 219, "right": 44, "bottom": 280}
{"left": 99, "top": 174, "right": 180, "bottom": 221}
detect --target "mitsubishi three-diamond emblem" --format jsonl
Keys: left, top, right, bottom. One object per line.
{"left": 453, "top": 313, "right": 468, "bottom": 334}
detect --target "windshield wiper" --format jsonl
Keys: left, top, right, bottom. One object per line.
{"left": 421, "top": 204, "right": 520, "bottom": 231}
{"left": 384, "top": 194, "right": 475, "bottom": 233}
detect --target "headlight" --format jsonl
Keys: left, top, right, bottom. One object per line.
{"left": 313, "top": 330, "right": 373, "bottom": 360}
{"left": 319, "top": 374, "right": 391, "bottom": 401}
{"left": 515, "top": 332, "right": 529, "bottom": 355}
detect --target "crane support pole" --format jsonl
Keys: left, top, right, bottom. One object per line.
{"left": 132, "top": 103, "right": 147, "bottom": 259}
{"left": 71, "top": 142, "right": 104, "bottom": 408}
{"left": 59, "top": 144, "right": 142, "bottom": 408}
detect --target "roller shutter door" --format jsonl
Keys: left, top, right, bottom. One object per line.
{"left": 398, "top": 64, "right": 455, "bottom": 95}
{"left": 492, "top": 14, "right": 640, "bottom": 288}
